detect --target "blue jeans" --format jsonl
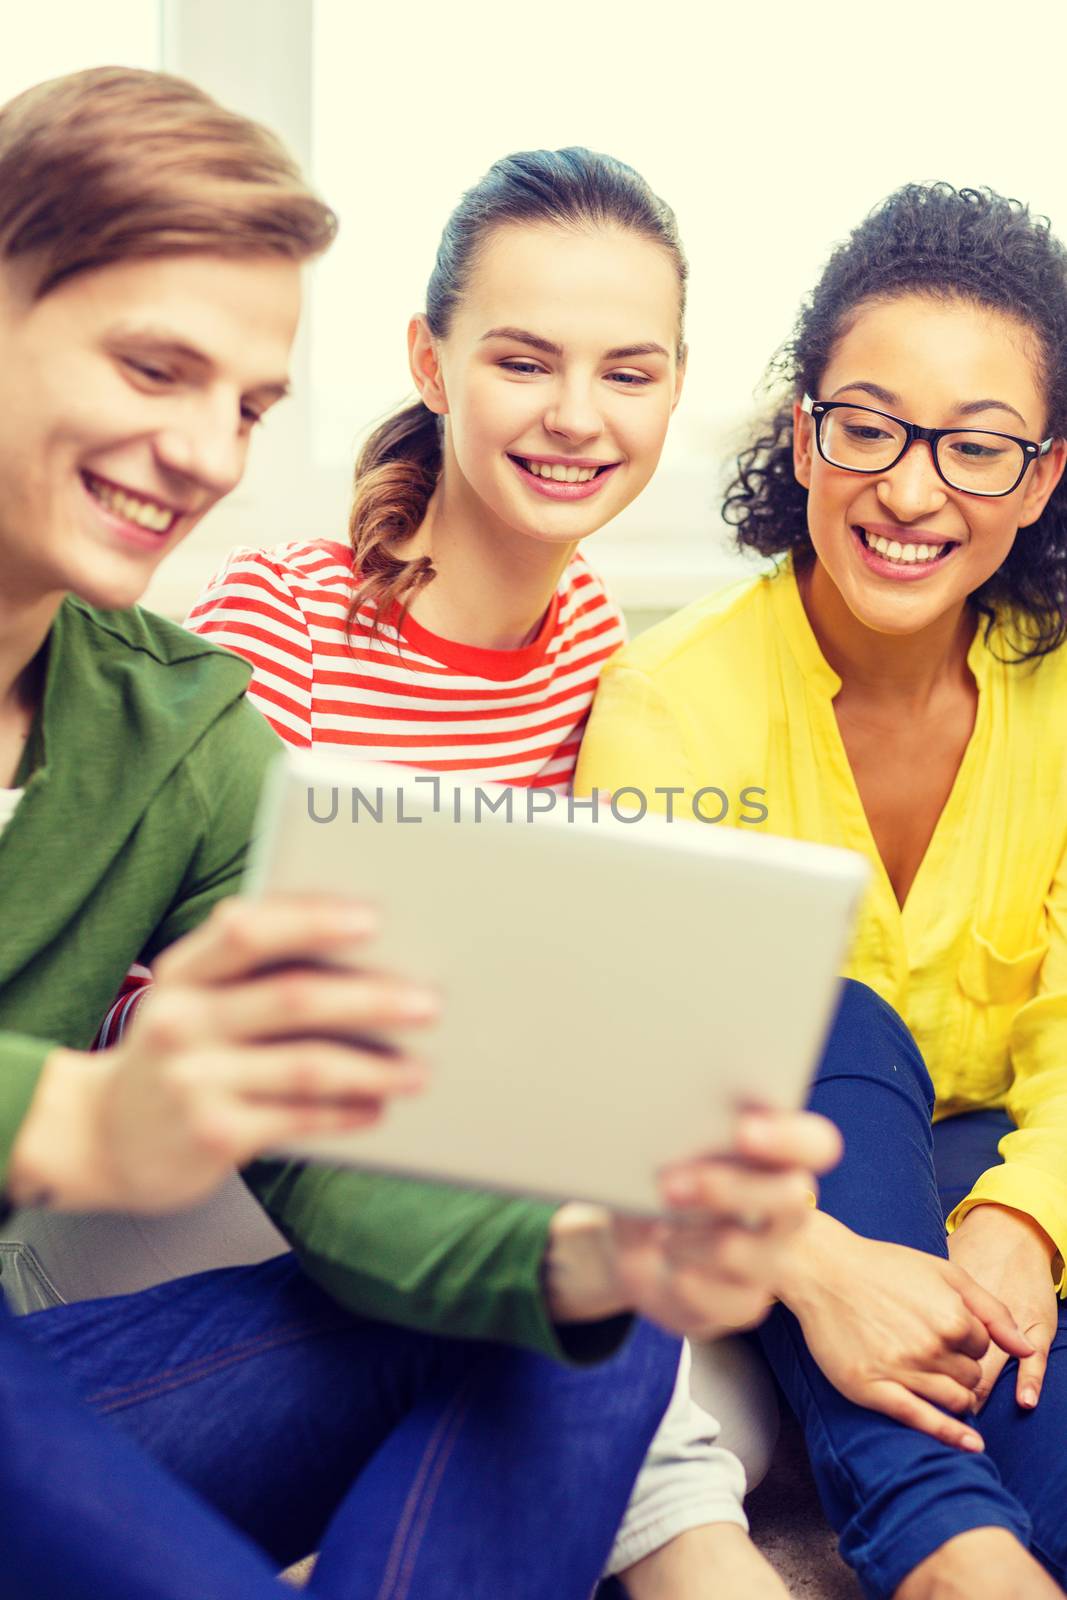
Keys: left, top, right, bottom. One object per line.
{"left": 1, "top": 1252, "right": 680, "bottom": 1599}
{"left": 759, "top": 980, "right": 1067, "bottom": 1600}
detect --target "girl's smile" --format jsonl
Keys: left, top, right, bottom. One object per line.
{"left": 507, "top": 451, "right": 623, "bottom": 500}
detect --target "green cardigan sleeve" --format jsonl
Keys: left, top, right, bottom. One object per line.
{"left": 242, "top": 1159, "right": 632, "bottom": 1366}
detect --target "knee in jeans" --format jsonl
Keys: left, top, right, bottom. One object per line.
{"left": 830, "top": 979, "right": 936, "bottom": 1115}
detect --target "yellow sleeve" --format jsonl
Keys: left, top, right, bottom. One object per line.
{"left": 947, "top": 836, "right": 1067, "bottom": 1293}
{"left": 575, "top": 664, "right": 699, "bottom": 815}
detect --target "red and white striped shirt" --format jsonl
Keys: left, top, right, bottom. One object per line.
{"left": 183, "top": 539, "right": 626, "bottom": 790}
{"left": 93, "top": 539, "right": 624, "bottom": 1044}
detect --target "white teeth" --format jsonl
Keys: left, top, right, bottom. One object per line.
{"left": 864, "top": 530, "right": 948, "bottom": 565}
{"left": 521, "top": 459, "right": 599, "bottom": 483}
{"left": 85, "top": 474, "right": 176, "bottom": 533}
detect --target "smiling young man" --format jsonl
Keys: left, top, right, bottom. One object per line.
{"left": 0, "top": 68, "right": 850, "bottom": 1600}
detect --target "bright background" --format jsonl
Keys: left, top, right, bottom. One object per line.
{"left": 6, "top": 0, "right": 1067, "bottom": 619}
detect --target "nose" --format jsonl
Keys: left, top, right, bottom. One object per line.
{"left": 543, "top": 375, "right": 603, "bottom": 445}
{"left": 876, "top": 439, "right": 948, "bottom": 521}
{"left": 153, "top": 395, "right": 248, "bottom": 499}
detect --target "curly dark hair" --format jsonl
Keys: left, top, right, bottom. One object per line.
{"left": 723, "top": 184, "right": 1067, "bottom": 660}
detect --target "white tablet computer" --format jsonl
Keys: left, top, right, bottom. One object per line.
{"left": 242, "top": 753, "right": 868, "bottom": 1215}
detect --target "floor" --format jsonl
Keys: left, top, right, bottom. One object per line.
{"left": 747, "top": 1414, "right": 862, "bottom": 1598}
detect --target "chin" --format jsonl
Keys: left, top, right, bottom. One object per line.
{"left": 67, "top": 561, "right": 154, "bottom": 614}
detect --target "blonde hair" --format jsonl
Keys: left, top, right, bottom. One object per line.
{"left": 0, "top": 66, "right": 336, "bottom": 298}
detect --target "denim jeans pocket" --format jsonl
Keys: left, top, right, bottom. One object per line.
{"left": 0, "top": 1239, "right": 66, "bottom": 1315}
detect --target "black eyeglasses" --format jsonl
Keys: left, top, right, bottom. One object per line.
{"left": 802, "top": 394, "right": 1053, "bottom": 498}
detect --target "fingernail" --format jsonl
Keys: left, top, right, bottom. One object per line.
{"left": 1020, "top": 1386, "right": 1038, "bottom": 1409}
{"left": 961, "top": 1434, "right": 984, "bottom": 1452}
{"left": 663, "top": 1173, "right": 697, "bottom": 1206}
{"left": 738, "top": 1113, "right": 772, "bottom": 1148}
{"left": 399, "top": 989, "right": 439, "bottom": 1020}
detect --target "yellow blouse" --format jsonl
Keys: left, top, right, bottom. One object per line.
{"left": 576, "top": 562, "right": 1067, "bottom": 1291}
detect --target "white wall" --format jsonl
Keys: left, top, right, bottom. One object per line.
{"left": 7, "top": 1, "right": 1067, "bottom": 618}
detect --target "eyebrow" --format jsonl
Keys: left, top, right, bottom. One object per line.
{"left": 480, "top": 326, "right": 670, "bottom": 361}
{"left": 106, "top": 324, "right": 291, "bottom": 402}
{"left": 829, "top": 380, "right": 1028, "bottom": 430}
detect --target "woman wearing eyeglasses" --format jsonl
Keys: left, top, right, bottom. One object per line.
{"left": 577, "top": 184, "right": 1067, "bottom": 1600}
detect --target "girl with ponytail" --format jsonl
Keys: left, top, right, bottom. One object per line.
{"left": 187, "top": 146, "right": 689, "bottom": 787}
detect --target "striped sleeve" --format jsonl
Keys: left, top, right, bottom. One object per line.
{"left": 93, "top": 968, "right": 153, "bottom": 1049}
{"left": 184, "top": 548, "right": 315, "bottom": 748}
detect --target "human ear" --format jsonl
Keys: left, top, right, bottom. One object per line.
{"left": 1017, "top": 436, "right": 1067, "bottom": 528}
{"left": 792, "top": 399, "right": 813, "bottom": 489}
{"left": 407, "top": 314, "right": 449, "bottom": 416}
{"left": 670, "top": 347, "right": 688, "bottom": 413}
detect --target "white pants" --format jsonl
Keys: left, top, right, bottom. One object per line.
{"left": 604, "top": 1336, "right": 780, "bottom": 1576}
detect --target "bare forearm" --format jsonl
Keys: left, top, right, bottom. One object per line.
{"left": 544, "top": 1203, "right": 629, "bottom": 1321}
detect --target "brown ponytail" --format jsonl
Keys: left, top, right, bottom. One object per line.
{"left": 346, "top": 401, "right": 441, "bottom": 636}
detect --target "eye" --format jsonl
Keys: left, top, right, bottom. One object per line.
{"left": 122, "top": 356, "right": 174, "bottom": 386}
{"left": 499, "top": 359, "right": 547, "bottom": 376}
{"left": 240, "top": 403, "right": 266, "bottom": 427}
{"left": 843, "top": 423, "right": 893, "bottom": 443}
{"left": 606, "top": 371, "right": 653, "bottom": 387}
{"left": 949, "top": 439, "right": 1006, "bottom": 460}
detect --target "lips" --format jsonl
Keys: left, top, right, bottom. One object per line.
{"left": 852, "top": 523, "right": 959, "bottom": 581}
{"left": 508, "top": 454, "right": 621, "bottom": 502}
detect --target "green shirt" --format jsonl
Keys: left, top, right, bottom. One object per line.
{"left": 0, "top": 598, "right": 623, "bottom": 1362}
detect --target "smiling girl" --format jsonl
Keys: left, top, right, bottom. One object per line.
{"left": 577, "top": 184, "right": 1067, "bottom": 1600}
{"left": 182, "top": 150, "right": 684, "bottom": 788}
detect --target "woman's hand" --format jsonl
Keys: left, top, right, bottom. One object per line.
{"left": 776, "top": 1212, "right": 1035, "bottom": 1451}
{"left": 546, "top": 1108, "right": 842, "bottom": 1337}
{"left": 9, "top": 897, "right": 436, "bottom": 1214}
{"left": 946, "top": 1204, "right": 1060, "bottom": 1411}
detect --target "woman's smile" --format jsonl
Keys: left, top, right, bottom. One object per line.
{"left": 850, "top": 520, "right": 960, "bottom": 581}
{"left": 507, "top": 452, "right": 623, "bottom": 501}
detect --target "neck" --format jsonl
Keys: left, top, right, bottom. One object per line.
{"left": 401, "top": 461, "right": 576, "bottom": 651}
{"left": 799, "top": 558, "right": 976, "bottom": 708}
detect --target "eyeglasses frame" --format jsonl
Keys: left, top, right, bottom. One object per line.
{"left": 800, "top": 394, "right": 1054, "bottom": 499}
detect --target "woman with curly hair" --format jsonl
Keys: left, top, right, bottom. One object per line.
{"left": 577, "top": 184, "right": 1067, "bottom": 1600}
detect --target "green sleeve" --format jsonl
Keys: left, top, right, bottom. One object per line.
{"left": 0, "top": 1034, "right": 55, "bottom": 1193}
{"left": 142, "top": 698, "right": 282, "bottom": 961}
{"left": 242, "top": 1160, "right": 633, "bottom": 1365}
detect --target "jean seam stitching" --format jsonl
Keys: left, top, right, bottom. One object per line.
{"left": 86, "top": 1321, "right": 351, "bottom": 1412}
{"left": 374, "top": 1380, "right": 474, "bottom": 1600}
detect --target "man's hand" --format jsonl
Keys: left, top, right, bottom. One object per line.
{"left": 947, "top": 1204, "right": 1060, "bottom": 1411}
{"left": 775, "top": 1211, "right": 1035, "bottom": 1451}
{"left": 546, "top": 1108, "right": 842, "bottom": 1337}
{"left": 9, "top": 896, "right": 436, "bottom": 1213}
